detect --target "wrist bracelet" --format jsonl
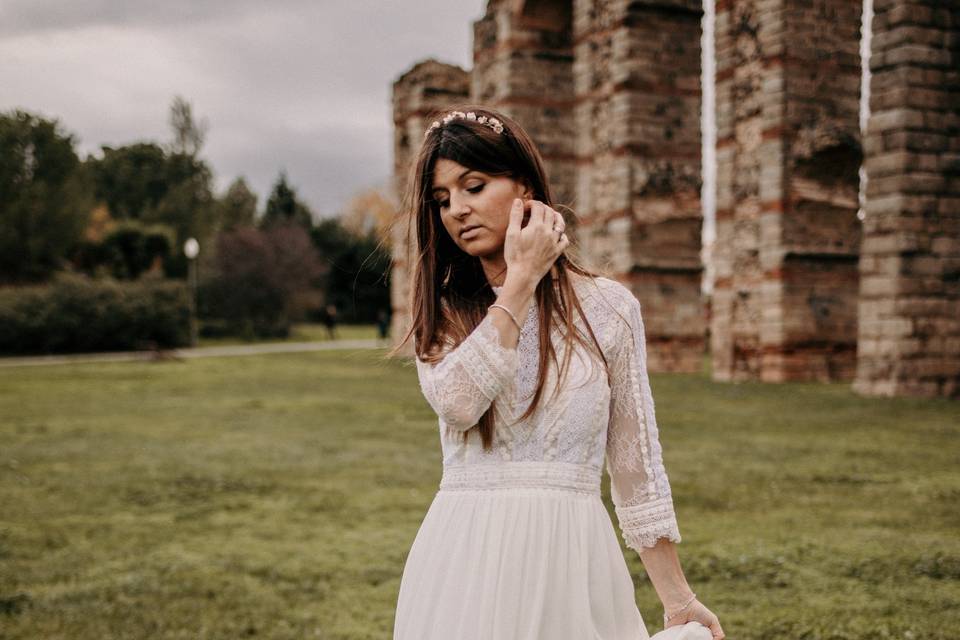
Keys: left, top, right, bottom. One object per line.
{"left": 488, "top": 304, "right": 522, "bottom": 331}
{"left": 663, "top": 593, "right": 697, "bottom": 622}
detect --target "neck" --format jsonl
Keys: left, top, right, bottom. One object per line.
{"left": 479, "top": 251, "right": 508, "bottom": 287}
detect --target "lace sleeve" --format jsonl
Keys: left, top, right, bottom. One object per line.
{"left": 415, "top": 313, "right": 519, "bottom": 431}
{"left": 605, "top": 289, "right": 681, "bottom": 553}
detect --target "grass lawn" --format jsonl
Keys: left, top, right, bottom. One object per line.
{"left": 1, "top": 349, "right": 957, "bottom": 639}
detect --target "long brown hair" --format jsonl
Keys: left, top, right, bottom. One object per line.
{"left": 392, "top": 105, "right": 609, "bottom": 451}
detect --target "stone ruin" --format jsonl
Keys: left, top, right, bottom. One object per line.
{"left": 391, "top": 0, "right": 959, "bottom": 399}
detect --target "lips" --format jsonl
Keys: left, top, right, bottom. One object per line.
{"left": 459, "top": 224, "right": 482, "bottom": 237}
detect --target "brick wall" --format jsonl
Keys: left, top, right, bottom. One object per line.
{"left": 390, "top": 61, "right": 470, "bottom": 354}
{"left": 712, "top": 0, "right": 863, "bottom": 382}
{"left": 854, "top": 0, "right": 960, "bottom": 397}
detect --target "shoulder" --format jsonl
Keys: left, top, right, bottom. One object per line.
{"left": 566, "top": 274, "right": 644, "bottom": 356}
{"left": 571, "top": 274, "right": 640, "bottom": 315}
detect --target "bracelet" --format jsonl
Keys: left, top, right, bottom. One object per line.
{"left": 663, "top": 593, "right": 697, "bottom": 623}
{"left": 488, "top": 304, "right": 522, "bottom": 332}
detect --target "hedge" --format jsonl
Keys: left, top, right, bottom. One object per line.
{"left": 0, "top": 273, "right": 192, "bottom": 355}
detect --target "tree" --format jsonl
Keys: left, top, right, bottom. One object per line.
{"left": 310, "top": 217, "right": 390, "bottom": 323}
{"left": 101, "top": 221, "right": 174, "bottom": 280}
{"left": 340, "top": 186, "right": 395, "bottom": 245}
{"left": 216, "top": 177, "right": 258, "bottom": 232}
{"left": 86, "top": 142, "right": 217, "bottom": 278}
{"left": 261, "top": 171, "right": 313, "bottom": 230}
{"left": 86, "top": 142, "right": 170, "bottom": 220}
{"left": 168, "top": 95, "right": 207, "bottom": 158}
{"left": 0, "top": 109, "right": 93, "bottom": 284}
{"left": 199, "top": 222, "right": 326, "bottom": 338}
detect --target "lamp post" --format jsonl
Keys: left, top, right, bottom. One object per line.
{"left": 183, "top": 237, "right": 199, "bottom": 347}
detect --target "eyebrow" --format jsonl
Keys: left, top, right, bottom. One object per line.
{"left": 431, "top": 169, "right": 477, "bottom": 196}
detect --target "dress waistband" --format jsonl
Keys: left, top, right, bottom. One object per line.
{"left": 438, "top": 462, "right": 602, "bottom": 495}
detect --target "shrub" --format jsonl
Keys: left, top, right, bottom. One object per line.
{"left": 0, "top": 272, "right": 191, "bottom": 355}
{"left": 198, "top": 223, "right": 324, "bottom": 339}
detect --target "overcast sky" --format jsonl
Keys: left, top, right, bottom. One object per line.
{"left": 1, "top": 1, "right": 485, "bottom": 218}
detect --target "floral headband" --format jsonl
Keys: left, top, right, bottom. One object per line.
{"left": 424, "top": 110, "right": 504, "bottom": 138}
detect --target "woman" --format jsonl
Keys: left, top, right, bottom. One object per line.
{"left": 391, "top": 107, "right": 724, "bottom": 640}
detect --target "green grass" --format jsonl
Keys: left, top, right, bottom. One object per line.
{"left": 1, "top": 350, "right": 957, "bottom": 639}
{"left": 197, "top": 323, "right": 379, "bottom": 347}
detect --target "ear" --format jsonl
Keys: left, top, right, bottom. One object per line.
{"left": 518, "top": 177, "right": 534, "bottom": 199}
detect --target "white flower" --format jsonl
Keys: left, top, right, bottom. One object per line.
{"left": 424, "top": 112, "right": 505, "bottom": 137}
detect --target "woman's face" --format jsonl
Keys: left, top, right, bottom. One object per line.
{"left": 431, "top": 158, "right": 529, "bottom": 259}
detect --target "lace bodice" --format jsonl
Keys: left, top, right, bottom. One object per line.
{"left": 414, "top": 275, "right": 681, "bottom": 552}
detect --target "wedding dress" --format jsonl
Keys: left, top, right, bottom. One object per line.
{"left": 393, "top": 275, "right": 712, "bottom": 640}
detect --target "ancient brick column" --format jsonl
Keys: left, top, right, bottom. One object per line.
{"left": 390, "top": 61, "right": 470, "bottom": 354}
{"left": 854, "top": 0, "right": 960, "bottom": 398}
{"left": 712, "top": 0, "right": 863, "bottom": 382}
{"left": 472, "top": 0, "right": 577, "bottom": 205}
{"left": 573, "top": 0, "right": 705, "bottom": 372}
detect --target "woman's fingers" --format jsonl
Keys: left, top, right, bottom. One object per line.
{"left": 507, "top": 198, "right": 523, "bottom": 235}
{"left": 516, "top": 199, "right": 567, "bottom": 255}
{"left": 519, "top": 200, "right": 563, "bottom": 231}
{"left": 505, "top": 199, "right": 568, "bottom": 284}
{"left": 527, "top": 200, "right": 544, "bottom": 228}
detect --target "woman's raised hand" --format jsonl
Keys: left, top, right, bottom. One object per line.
{"left": 503, "top": 198, "right": 569, "bottom": 289}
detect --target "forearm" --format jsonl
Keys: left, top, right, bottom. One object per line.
{"left": 639, "top": 538, "right": 695, "bottom": 612}
{"left": 488, "top": 270, "right": 537, "bottom": 348}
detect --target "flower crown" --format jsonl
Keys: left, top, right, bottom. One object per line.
{"left": 424, "top": 110, "right": 504, "bottom": 138}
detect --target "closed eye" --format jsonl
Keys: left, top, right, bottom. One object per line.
{"left": 436, "top": 184, "right": 483, "bottom": 210}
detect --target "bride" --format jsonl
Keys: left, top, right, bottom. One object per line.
{"left": 391, "top": 106, "right": 724, "bottom": 640}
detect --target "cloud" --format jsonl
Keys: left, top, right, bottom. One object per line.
{"left": 0, "top": 0, "right": 310, "bottom": 36}
{"left": 1, "top": 1, "right": 483, "bottom": 216}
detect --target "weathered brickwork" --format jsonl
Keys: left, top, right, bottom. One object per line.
{"left": 391, "top": 0, "right": 705, "bottom": 373}
{"left": 391, "top": 61, "right": 470, "bottom": 354}
{"left": 853, "top": 0, "right": 960, "bottom": 397}
{"left": 573, "top": 0, "right": 705, "bottom": 372}
{"left": 473, "top": 0, "right": 578, "bottom": 206}
{"left": 712, "top": 0, "right": 863, "bottom": 382}
{"left": 390, "top": 0, "right": 958, "bottom": 398}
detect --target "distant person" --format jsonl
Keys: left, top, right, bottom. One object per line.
{"left": 389, "top": 107, "right": 722, "bottom": 640}
{"left": 376, "top": 309, "right": 390, "bottom": 343}
{"left": 322, "top": 304, "right": 338, "bottom": 340}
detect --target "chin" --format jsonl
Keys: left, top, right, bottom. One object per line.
{"left": 454, "top": 238, "right": 487, "bottom": 254}
{"left": 463, "top": 242, "right": 502, "bottom": 258}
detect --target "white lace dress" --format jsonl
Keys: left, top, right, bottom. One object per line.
{"left": 393, "top": 276, "right": 712, "bottom": 640}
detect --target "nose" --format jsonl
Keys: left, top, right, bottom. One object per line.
{"left": 450, "top": 191, "right": 471, "bottom": 218}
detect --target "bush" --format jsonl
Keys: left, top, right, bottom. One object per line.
{"left": 0, "top": 272, "right": 192, "bottom": 355}
{"left": 198, "top": 223, "right": 324, "bottom": 339}
{"left": 72, "top": 220, "right": 174, "bottom": 280}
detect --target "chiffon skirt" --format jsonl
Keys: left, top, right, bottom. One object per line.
{"left": 393, "top": 462, "right": 712, "bottom": 640}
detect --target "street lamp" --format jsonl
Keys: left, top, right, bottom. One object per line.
{"left": 183, "top": 237, "right": 199, "bottom": 347}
